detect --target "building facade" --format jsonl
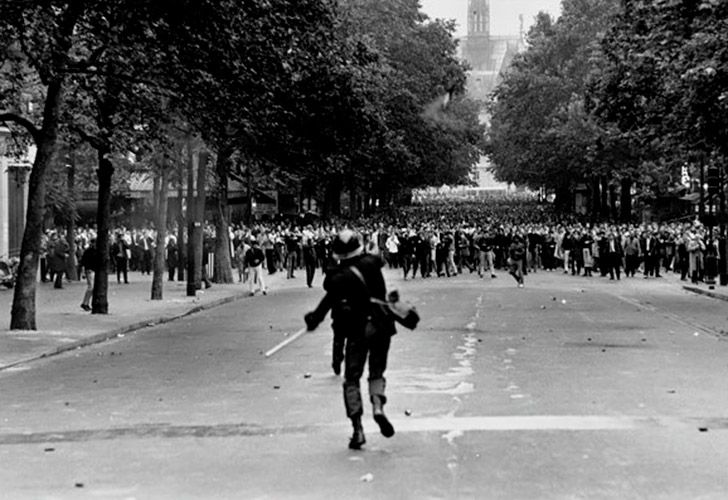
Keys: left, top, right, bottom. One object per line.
{"left": 0, "top": 126, "right": 33, "bottom": 258}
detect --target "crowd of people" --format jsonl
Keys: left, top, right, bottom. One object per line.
{"left": 35, "top": 199, "right": 724, "bottom": 302}
{"left": 230, "top": 200, "right": 722, "bottom": 289}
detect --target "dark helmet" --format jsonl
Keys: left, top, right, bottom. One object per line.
{"left": 332, "top": 229, "right": 362, "bottom": 261}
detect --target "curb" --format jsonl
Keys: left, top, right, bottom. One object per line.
{"left": 0, "top": 290, "right": 252, "bottom": 372}
{"left": 683, "top": 285, "right": 728, "bottom": 302}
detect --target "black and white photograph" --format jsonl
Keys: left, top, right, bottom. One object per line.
{"left": 1, "top": 0, "right": 728, "bottom": 498}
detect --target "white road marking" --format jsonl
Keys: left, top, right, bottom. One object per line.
{"left": 394, "top": 415, "right": 675, "bottom": 433}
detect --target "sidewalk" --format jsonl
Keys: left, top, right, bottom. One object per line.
{"left": 0, "top": 270, "right": 295, "bottom": 372}
{"left": 1, "top": 266, "right": 726, "bottom": 373}
{"left": 655, "top": 267, "right": 728, "bottom": 302}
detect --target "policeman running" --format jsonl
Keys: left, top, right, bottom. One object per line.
{"left": 304, "top": 229, "right": 396, "bottom": 450}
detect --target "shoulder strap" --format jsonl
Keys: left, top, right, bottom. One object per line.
{"left": 349, "top": 265, "right": 368, "bottom": 293}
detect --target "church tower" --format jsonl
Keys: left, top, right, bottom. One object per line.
{"left": 462, "top": 0, "right": 493, "bottom": 72}
{"left": 467, "top": 0, "right": 490, "bottom": 38}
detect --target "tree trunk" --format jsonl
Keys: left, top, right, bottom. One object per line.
{"left": 609, "top": 183, "right": 618, "bottom": 221}
{"left": 186, "top": 143, "right": 199, "bottom": 296}
{"left": 194, "top": 151, "right": 207, "bottom": 289}
{"left": 176, "top": 161, "right": 185, "bottom": 281}
{"left": 10, "top": 80, "right": 64, "bottom": 331}
{"left": 348, "top": 178, "right": 358, "bottom": 219}
{"left": 151, "top": 167, "right": 169, "bottom": 300}
{"left": 65, "top": 155, "right": 78, "bottom": 280}
{"left": 554, "top": 184, "right": 572, "bottom": 214}
{"left": 92, "top": 145, "right": 114, "bottom": 314}
{"left": 326, "top": 177, "right": 342, "bottom": 217}
{"left": 600, "top": 175, "right": 609, "bottom": 218}
{"left": 245, "top": 167, "right": 253, "bottom": 225}
{"left": 591, "top": 176, "right": 601, "bottom": 221}
{"left": 213, "top": 149, "right": 233, "bottom": 283}
{"left": 620, "top": 177, "right": 633, "bottom": 222}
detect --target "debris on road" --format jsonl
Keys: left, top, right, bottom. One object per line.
{"left": 360, "top": 473, "right": 374, "bottom": 482}
{"left": 405, "top": 409, "right": 412, "bottom": 416}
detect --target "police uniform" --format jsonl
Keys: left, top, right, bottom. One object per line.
{"left": 305, "top": 230, "right": 396, "bottom": 450}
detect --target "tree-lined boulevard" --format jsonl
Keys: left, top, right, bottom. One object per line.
{"left": 1, "top": 270, "right": 728, "bottom": 498}
{"left": 3, "top": 0, "right": 728, "bottom": 497}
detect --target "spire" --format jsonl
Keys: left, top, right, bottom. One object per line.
{"left": 467, "top": 0, "right": 490, "bottom": 37}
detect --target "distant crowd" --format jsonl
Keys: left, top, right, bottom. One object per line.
{"left": 37, "top": 199, "right": 722, "bottom": 293}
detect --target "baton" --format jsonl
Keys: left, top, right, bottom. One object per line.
{"left": 264, "top": 327, "right": 309, "bottom": 357}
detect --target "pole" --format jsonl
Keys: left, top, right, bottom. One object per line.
{"left": 720, "top": 161, "right": 727, "bottom": 286}
{"left": 704, "top": 158, "right": 717, "bottom": 288}
{"left": 264, "top": 328, "right": 309, "bottom": 358}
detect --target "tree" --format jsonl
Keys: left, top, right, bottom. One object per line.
{"left": 61, "top": 2, "right": 179, "bottom": 314}
{"left": 488, "top": 2, "right": 621, "bottom": 215}
{"left": 589, "top": 0, "right": 728, "bottom": 217}
{"left": 165, "top": 0, "right": 342, "bottom": 280}
{"left": 294, "top": 0, "right": 482, "bottom": 215}
{"left": 1, "top": 1, "right": 94, "bottom": 330}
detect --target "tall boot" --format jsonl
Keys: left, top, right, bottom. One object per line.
{"left": 349, "top": 416, "right": 366, "bottom": 450}
{"left": 372, "top": 396, "right": 395, "bottom": 438}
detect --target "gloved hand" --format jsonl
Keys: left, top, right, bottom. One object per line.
{"left": 304, "top": 312, "right": 319, "bottom": 331}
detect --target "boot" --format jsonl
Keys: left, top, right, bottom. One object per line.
{"left": 349, "top": 416, "right": 366, "bottom": 450}
{"left": 372, "top": 397, "right": 395, "bottom": 438}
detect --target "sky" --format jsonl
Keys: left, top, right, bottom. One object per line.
{"left": 419, "top": 0, "right": 563, "bottom": 38}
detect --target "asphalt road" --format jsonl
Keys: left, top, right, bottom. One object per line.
{"left": 1, "top": 269, "right": 727, "bottom": 499}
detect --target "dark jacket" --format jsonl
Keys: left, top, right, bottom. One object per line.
{"left": 80, "top": 246, "right": 100, "bottom": 273}
{"left": 49, "top": 239, "right": 70, "bottom": 272}
{"left": 245, "top": 246, "right": 265, "bottom": 267}
{"left": 308, "top": 254, "right": 394, "bottom": 337}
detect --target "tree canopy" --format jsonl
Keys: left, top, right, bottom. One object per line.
{"left": 488, "top": 0, "right": 728, "bottom": 219}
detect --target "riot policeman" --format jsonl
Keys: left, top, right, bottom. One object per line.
{"left": 304, "top": 229, "right": 396, "bottom": 450}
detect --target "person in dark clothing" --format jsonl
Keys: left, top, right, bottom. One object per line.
{"left": 166, "top": 236, "right": 179, "bottom": 281}
{"left": 245, "top": 239, "right": 267, "bottom": 295}
{"left": 416, "top": 233, "right": 430, "bottom": 278}
{"left": 285, "top": 230, "right": 301, "bottom": 279}
{"left": 302, "top": 233, "right": 317, "bottom": 288}
{"left": 605, "top": 231, "right": 624, "bottom": 280}
{"left": 304, "top": 229, "right": 397, "bottom": 450}
{"left": 111, "top": 233, "right": 129, "bottom": 284}
{"left": 399, "top": 232, "right": 416, "bottom": 280}
{"left": 79, "top": 239, "right": 100, "bottom": 311}
{"left": 49, "top": 233, "right": 70, "bottom": 289}
{"left": 507, "top": 234, "right": 526, "bottom": 287}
